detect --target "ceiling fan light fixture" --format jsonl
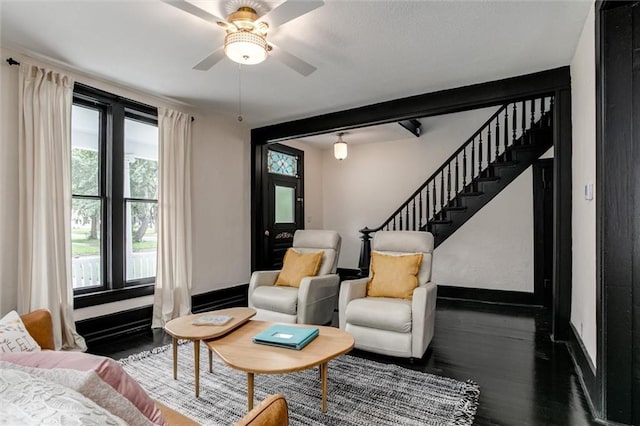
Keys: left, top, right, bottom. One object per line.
{"left": 334, "top": 133, "right": 348, "bottom": 160}
{"left": 224, "top": 31, "right": 268, "bottom": 65}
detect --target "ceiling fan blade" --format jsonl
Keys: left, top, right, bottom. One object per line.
{"left": 193, "top": 48, "right": 225, "bottom": 71}
{"left": 269, "top": 44, "right": 317, "bottom": 76}
{"left": 161, "top": 0, "right": 224, "bottom": 25}
{"left": 261, "top": 0, "right": 324, "bottom": 28}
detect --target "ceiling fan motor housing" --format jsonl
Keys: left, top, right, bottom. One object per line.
{"left": 228, "top": 7, "right": 260, "bottom": 31}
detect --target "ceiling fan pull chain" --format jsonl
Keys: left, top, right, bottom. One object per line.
{"left": 238, "top": 64, "right": 243, "bottom": 122}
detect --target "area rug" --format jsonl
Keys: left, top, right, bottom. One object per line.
{"left": 120, "top": 342, "right": 479, "bottom": 426}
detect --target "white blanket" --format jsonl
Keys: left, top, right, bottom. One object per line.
{"left": 0, "top": 362, "right": 154, "bottom": 426}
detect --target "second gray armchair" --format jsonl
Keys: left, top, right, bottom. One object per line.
{"left": 249, "top": 230, "right": 341, "bottom": 325}
{"left": 339, "top": 231, "right": 437, "bottom": 359}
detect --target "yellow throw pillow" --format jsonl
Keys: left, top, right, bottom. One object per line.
{"left": 367, "top": 251, "right": 423, "bottom": 300}
{"left": 275, "top": 249, "right": 324, "bottom": 288}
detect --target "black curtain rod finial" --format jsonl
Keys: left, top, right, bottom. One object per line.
{"left": 6, "top": 57, "right": 20, "bottom": 66}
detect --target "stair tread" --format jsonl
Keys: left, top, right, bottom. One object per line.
{"left": 443, "top": 206, "right": 467, "bottom": 211}
{"left": 476, "top": 176, "right": 500, "bottom": 182}
{"left": 493, "top": 160, "right": 519, "bottom": 167}
{"left": 459, "top": 191, "right": 483, "bottom": 196}
{"left": 429, "top": 219, "right": 452, "bottom": 225}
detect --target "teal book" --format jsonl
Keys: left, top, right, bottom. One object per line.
{"left": 252, "top": 325, "right": 319, "bottom": 350}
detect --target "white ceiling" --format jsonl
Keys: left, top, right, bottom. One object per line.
{"left": 0, "top": 0, "right": 591, "bottom": 129}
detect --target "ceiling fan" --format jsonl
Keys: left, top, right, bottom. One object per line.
{"left": 162, "top": 0, "right": 324, "bottom": 76}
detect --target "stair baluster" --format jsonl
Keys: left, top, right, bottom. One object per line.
{"left": 504, "top": 107, "right": 509, "bottom": 154}
{"left": 432, "top": 180, "right": 437, "bottom": 218}
{"left": 470, "top": 138, "right": 475, "bottom": 182}
{"left": 487, "top": 125, "right": 492, "bottom": 165}
{"left": 426, "top": 185, "right": 430, "bottom": 225}
{"left": 447, "top": 164, "right": 452, "bottom": 204}
{"left": 440, "top": 172, "right": 445, "bottom": 211}
{"left": 418, "top": 192, "right": 423, "bottom": 230}
{"left": 455, "top": 156, "right": 459, "bottom": 200}
{"left": 462, "top": 147, "right": 467, "bottom": 188}
{"left": 495, "top": 118, "right": 500, "bottom": 158}
{"left": 531, "top": 98, "right": 536, "bottom": 128}
{"left": 478, "top": 132, "right": 483, "bottom": 176}
{"left": 412, "top": 199, "right": 416, "bottom": 231}
{"left": 405, "top": 206, "right": 409, "bottom": 231}
{"left": 512, "top": 103, "right": 517, "bottom": 146}
{"left": 522, "top": 100, "right": 527, "bottom": 144}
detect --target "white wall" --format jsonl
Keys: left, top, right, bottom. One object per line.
{"left": 0, "top": 47, "right": 251, "bottom": 320}
{"left": 570, "top": 3, "right": 597, "bottom": 367}
{"left": 433, "top": 168, "right": 533, "bottom": 292}
{"left": 291, "top": 106, "right": 537, "bottom": 292}
{"left": 321, "top": 107, "right": 499, "bottom": 270}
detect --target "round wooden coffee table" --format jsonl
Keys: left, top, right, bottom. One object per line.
{"left": 206, "top": 320, "right": 354, "bottom": 412}
{"left": 164, "top": 307, "right": 256, "bottom": 397}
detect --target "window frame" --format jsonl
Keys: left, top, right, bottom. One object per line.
{"left": 72, "top": 83, "right": 159, "bottom": 309}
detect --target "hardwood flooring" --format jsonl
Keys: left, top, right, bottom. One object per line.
{"left": 89, "top": 299, "right": 596, "bottom": 426}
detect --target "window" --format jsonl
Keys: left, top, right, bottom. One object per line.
{"left": 71, "top": 84, "right": 158, "bottom": 308}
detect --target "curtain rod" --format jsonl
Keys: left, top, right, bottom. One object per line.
{"left": 6, "top": 57, "right": 194, "bottom": 122}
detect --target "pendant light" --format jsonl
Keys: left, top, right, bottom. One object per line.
{"left": 334, "top": 133, "right": 348, "bottom": 160}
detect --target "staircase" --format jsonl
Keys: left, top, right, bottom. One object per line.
{"left": 358, "top": 95, "right": 554, "bottom": 274}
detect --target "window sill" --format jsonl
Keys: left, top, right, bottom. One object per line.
{"left": 74, "top": 284, "right": 154, "bottom": 309}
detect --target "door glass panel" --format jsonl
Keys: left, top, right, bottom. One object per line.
{"left": 275, "top": 185, "right": 295, "bottom": 223}
{"left": 71, "top": 198, "right": 102, "bottom": 289}
{"left": 268, "top": 150, "right": 297, "bottom": 177}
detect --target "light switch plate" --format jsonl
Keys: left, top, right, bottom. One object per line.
{"left": 584, "top": 183, "right": 594, "bottom": 201}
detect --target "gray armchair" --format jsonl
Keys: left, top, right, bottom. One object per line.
{"left": 249, "top": 230, "right": 341, "bottom": 325}
{"left": 339, "top": 231, "right": 437, "bottom": 359}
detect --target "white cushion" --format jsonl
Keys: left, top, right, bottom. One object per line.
{"left": 251, "top": 286, "right": 299, "bottom": 315}
{"left": 0, "top": 311, "right": 41, "bottom": 353}
{"left": 345, "top": 297, "right": 412, "bottom": 333}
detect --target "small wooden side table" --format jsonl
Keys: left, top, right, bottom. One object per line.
{"left": 164, "top": 307, "right": 256, "bottom": 397}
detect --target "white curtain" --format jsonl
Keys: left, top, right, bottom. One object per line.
{"left": 17, "top": 63, "right": 86, "bottom": 351}
{"left": 152, "top": 107, "right": 193, "bottom": 328}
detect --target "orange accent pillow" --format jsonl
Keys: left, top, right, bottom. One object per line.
{"left": 367, "top": 252, "right": 423, "bottom": 300}
{"left": 275, "top": 249, "right": 324, "bottom": 288}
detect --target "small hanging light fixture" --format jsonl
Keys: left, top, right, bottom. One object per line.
{"left": 334, "top": 132, "right": 348, "bottom": 160}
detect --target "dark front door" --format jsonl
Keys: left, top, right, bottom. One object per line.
{"left": 259, "top": 144, "right": 304, "bottom": 270}
{"left": 533, "top": 159, "right": 554, "bottom": 307}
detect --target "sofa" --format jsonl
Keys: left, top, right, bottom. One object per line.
{"left": 0, "top": 309, "right": 288, "bottom": 426}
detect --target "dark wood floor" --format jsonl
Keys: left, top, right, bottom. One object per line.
{"left": 89, "top": 299, "right": 596, "bottom": 426}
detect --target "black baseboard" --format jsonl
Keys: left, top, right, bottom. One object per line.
{"left": 75, "top": 284, "right": 249, "bottom": 345}
{"left": 75, "top": 305, "right": 154, "bottom": 346}
{"left": 566, "top": 323, "right": 601, "bottom": 421}
{"left": 191, "top": 284, "right": 249, "bottom": 313}
{"left": 437, "top": 285, "right": 538, "bottom": 306}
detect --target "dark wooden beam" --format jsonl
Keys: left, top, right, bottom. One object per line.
{"left": 251, "top": 67, "right": 570, "bottom": 144}
{"left": 398, "top": 119, "right": 422, "bottom": 137}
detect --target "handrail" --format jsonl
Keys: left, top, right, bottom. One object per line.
{"left": 364, "top": 103, "right": 508, "bottom": 233}
{"left": 364, "top": 95, "right": 552, "bottom": 234}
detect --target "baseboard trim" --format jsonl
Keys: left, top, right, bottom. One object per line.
{"left": 75, "top": 305, "right": 154, "bottom": 345}
{"left": 436, "top": 285, "right": 538, "bottom": 306}
{"left": 191, "top": 284, "right": 249, "bottom": 313}
{"left": 566, "top": 323, "right": 601, "bottom": 421}
{"left": 76, "top": 284, "right": 249, "bottom": 345}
